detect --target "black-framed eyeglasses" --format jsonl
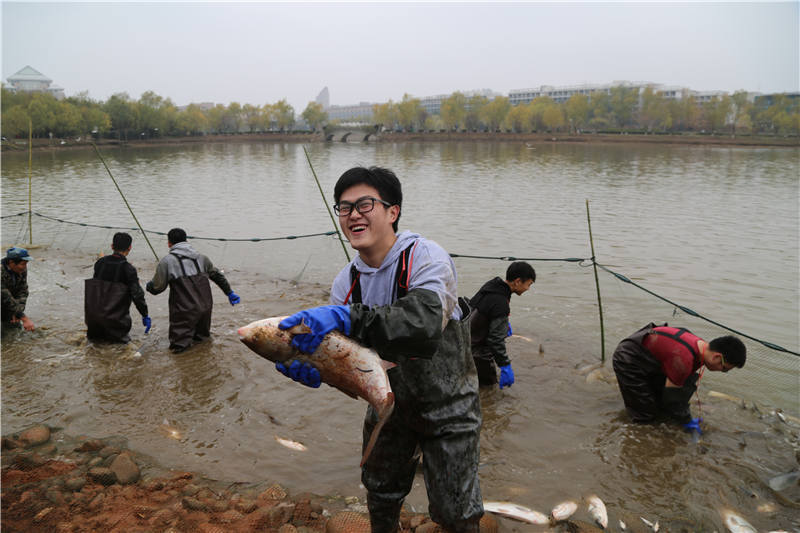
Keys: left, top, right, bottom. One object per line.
{"left": 333, "top": 196, "right": 392, "bottom": 216}
{"left": 719, "top": 352, "right": 730, "bottom": 372}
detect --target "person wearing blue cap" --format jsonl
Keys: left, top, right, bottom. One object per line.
{"left": 1, "top": 247, "right": 35, "bottom": 333}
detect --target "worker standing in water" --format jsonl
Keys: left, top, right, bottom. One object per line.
{"left": 85, "top": 232, "right": 151, "bottom": 343}
{"left": 146, "top": 228, "right": 240, "bottom": 353}
{"left": 469, "top": 261, "right": 536, "bottom": 388}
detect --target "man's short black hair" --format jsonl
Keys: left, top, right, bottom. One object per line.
{"left": 112, "top": 232, "right": 132, "bottom": 252}
{"left": 506, "top": 261, "right": 536, "bottom": 283}
{"left": 334, "top": 166, "right": 402, "bottom": 232}
{"left": 168, "top": 228, "right": 187, "bottom": 244}
{"left": 709, "top": 335, "right": 746, "bottom": 368}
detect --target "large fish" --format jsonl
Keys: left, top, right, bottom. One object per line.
{"left": 237, "top": 316, "right": 395, "bottom": 467}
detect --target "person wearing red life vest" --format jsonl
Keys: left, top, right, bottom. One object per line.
{"left": 612, "top": 323, "right": 746, "bottom": 426}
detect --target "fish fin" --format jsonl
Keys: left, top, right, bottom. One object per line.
{"left": 360, "top": 394, "right": 395, "bottom": 467}
{"left": 287, "top": 318, "right": 312, "bottom": 335}
{"left": 380, "top": 359, "right": 397, "bottom": 371}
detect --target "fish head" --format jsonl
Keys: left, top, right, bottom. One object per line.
{"left": 238, "top": 316, "right": 298, "bottom": 362}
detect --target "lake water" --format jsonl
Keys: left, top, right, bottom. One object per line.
{"left": 2, "top": 140, "right": 799, "bottom": 531}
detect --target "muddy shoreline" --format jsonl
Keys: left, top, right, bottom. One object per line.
{"left": 1, "top": 423, "right": 504, "bottom": 533}
{"left": 2, "top": 130, "right": 798, "bottom": 153}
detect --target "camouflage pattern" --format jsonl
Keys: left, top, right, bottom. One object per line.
{"left": 1, "top": 258, "right": 29, "bottom": 322}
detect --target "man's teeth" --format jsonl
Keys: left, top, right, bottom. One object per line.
{"left": 351, "top": 225, "right": 367, "bottom": 232}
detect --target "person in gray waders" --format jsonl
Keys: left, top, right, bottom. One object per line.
{"left": 146, "top": 228, "right": 240, "bottom": 353}
{"left": 85, "top": 232, "right": 151, "bottom": 343}
{"left": 275, "top": 167, "right": 483, "bottom": 533}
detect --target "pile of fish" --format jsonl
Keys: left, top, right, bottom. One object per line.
{"left": 237, "top": 315, "right": 396, "bottom": 467}
{"left": 482, "top": 496, "right": 792, "bottom": 532}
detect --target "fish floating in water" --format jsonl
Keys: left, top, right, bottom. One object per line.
{"left": 237, "top": 316, "right": 395, "bottom": 467}
{"left": 586, "top": 494, "right": 608, "bottom": 529}
{"left": 551, "top": 501, "right": 578, "bottom": 522}
{"left": 275, "top": 436, "right": 307, "bottom": 451}
{"left": 720, "top": 509, "right": 757, "bottom": 533}
{"left": 482, "top": 501, "right": 549, "bottom": 525}
{"left": 641, "top": 516, "right": 660, "bottom": 531}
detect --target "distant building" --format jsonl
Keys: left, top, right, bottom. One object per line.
{"left": 508, "top": 81, "right": 687, "bottom": 106}
{"left": 316, "top": 87, "right": 330, "bottom": 109}
{"left": 418, "top": 89, "right": 501, "bottom": 115}
{"left": 328, "top": 102, "right": 376, "bottom": 122}
{"left": 176, "top": 102, "right": 216, "bottom": 111}
{"left": 5, "top": 65, "right": 65, "bottom": 99}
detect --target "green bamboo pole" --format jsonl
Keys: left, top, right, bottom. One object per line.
{"left": 28, "top": 118, "right": 33, "bottom": 245}
{"left": 586, "top": 199, "right": 606, "bottom": 363}
{"left": 91, "top": 143, "right": 159, "bottom": 261}
{"left": 303, "top": 145, "right": 350, "bottom": 263}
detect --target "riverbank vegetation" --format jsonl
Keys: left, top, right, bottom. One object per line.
{"left": 1, "top": 85, "right": 798, "bottom": 143}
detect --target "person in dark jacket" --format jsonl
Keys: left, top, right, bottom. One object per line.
{"left": 1, "top": 247, "right": 35, "bottom": 334}
{"left": 612, "top": 323, "right": 746, "bottom": 429}
{"left": 146, "top": 228, "right": 240, "bottom": 353}
{"left": 85, "top": 232, "right": 151, "bottom": 343}
{"left": 469, "top": 261, "right": 536, "bottom": 388}
{"left": 275, "top": 167, "right": 483, "bottom": 533}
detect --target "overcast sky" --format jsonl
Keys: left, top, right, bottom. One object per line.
{"left": 2, "top": 1, "right": 798, "bottom": 111}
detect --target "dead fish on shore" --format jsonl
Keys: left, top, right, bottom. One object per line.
{"left": 640, "top": 516, "right": 660, "bottom": 531}
{"left": 768, "top": 469, "right": 800, "bottom": 491}
{"left": 719, "top": 509, "right": 757, "bottom": 533}
{"left": 551, "top": 501, "right": 578, "bottom": 522}
{"left": 482, "top": 501, "right": 549, "bottom": 525}
{"left": 238, "top": 316, "right": 395, "bottom": 467}
{"left": 275, "top": 436, "right": 307, "bottom": 451}
{"left": 586, "top": 494, "right": 608, "bottom": 529}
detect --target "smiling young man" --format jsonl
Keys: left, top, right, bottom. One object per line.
{"left": 612, "top": 323, "right": 746, "bottom": 429}
{"left": 276, "top": 166, "right": 483, "bottom": 532}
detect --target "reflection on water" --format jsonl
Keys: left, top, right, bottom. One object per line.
{"left": 2, "top": 142, "right": 799, "bottom": 530}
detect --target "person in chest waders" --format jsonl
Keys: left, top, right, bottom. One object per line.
{"left": 85, "top": 232, "right": 151, "bottom": 343}
{"left": 612, "top": 323, "right": 746, "bottom": 433}
{"left": 146, "top": 228, "right": 241, "bottom": 353}
{"left": 274, "top": 167, "right": 483, "bottom": 533}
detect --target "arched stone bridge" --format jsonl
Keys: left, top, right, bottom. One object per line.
{"left": 324, "top": 126, "right": 381, "bottom": 142}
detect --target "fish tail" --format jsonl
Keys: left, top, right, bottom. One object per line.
{"left": 360, "top": 393, "right": 395, "bottom": 467}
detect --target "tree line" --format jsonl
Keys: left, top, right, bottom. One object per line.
{"left": 374, "top": 88, "right": 799, "bottom": 136}
{"left": 1, "top": 85, "right": 798, "bottom": 140}
{"left": 0, "top": 88, "right": 325, "bottom": 139}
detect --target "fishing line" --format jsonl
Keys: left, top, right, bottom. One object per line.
{"left": 302, "top": 145, "right": 350, "bottom": 263}
{"left": 91, "top": 143, "right": 159, "bottom": 261}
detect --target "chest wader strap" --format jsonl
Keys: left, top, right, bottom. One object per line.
{"left": 652, "top": 327, "right": 701, "bottom": 367}
{"left": 171, "top": 254, "right": 203, "bottom": 286}
{"left": 345, "top": 241, "right": 418, "bottom": 305}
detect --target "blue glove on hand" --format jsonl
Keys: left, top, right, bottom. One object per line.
{"left": 228, "top": 292, "right": 241, "bottom": 306}
{"left": 278, "top": 305, "right": 351, "bottom": 354}
{"left": 683, "top": 417, "right": 703, "bottom": 434}
{"left": 276, "top": 360, "right": 321, "bottom": 388}
{"left": 142, "top": 316, "right": 152, "bottom": 334}
{"left": 499, "top": 364, "right": 515, "bottom": 389}
{"left": 507, "top": 322, "right": 513, "bottom": 337}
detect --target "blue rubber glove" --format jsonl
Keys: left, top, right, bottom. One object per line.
{"left": 683, "top": 417, "right": 703, "bottom": 434}
{"left": 142, "top": 316, "right": 152, "bottom": 334}
{"left": 278, "top": 305, "right": 351, "bottom": 354}
{"left": 276, "top": 360, "right": 321, "bottom": 388}
{"left": 507, "top": 321, "right": 513, "bottom": 337}
{"left": 499, "top": 364, "right": 515, "bottom": 389}
{"left": 228, "top": 291, "right": 241, "bottom": 306}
